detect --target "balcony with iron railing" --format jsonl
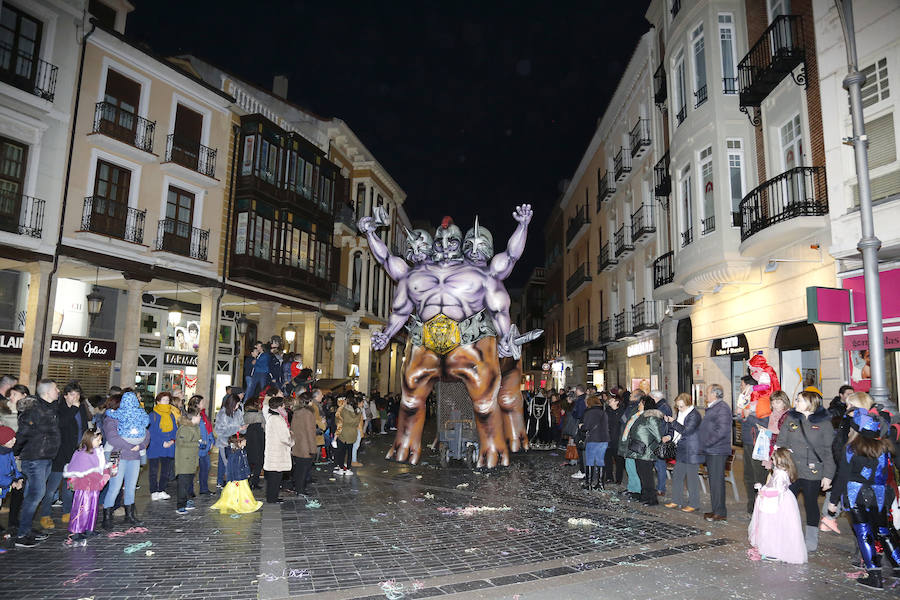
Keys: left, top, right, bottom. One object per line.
{"left": 632, "top": 300, "right": 659, "bottom": 333}
{"left": 81, "top": 196, "right": 145, "bottom": 243}
{"left": 681, "top": 227, "right": 694, "bottom": 248}
{"left": 92, "top": 102, "right": 155, "bottom": 153}
{"left": 631, "top": 204, "right": 655, "bottom": 244}
{"left": 543, "top": 292, "right": 561, "bottom": 313}
{"left": 654, "top": 152, "right": 671, "bottom": 198}
{"left": 630, "top": 118, "right": 651, "bottom": 159}
{"left": 694, "top": 84, "right": 708, "bottom": 108}
{"left": 0, "top": 192, "right": 44, "bottom": 238}
{"left": 329, "top": 282, "right": 355, "bottom": 311}
{"left": 739, "top": 165, "right": 828, "bottom": 244}
{"left": 0, "top": 43, "right": 58, "bottom": 102}
{"left": 614, "top": 310, "right": 633, "bottom": 340}
{"left": 165, "top": 134, "right": 217, "bottom": 178}
{"left": 653, "top": 251, "right": 675, "bottom": 288}
{"left": 598, "top": 319, "right": 613, "bottom": 344}
{"left": 738, "top": 15, "right": 806, "bottom": 111}
{"left": 675, "top": 105, "right": 686, "bottom": 126}
{"left": 155, "top": 218, "right": 209, "bottom": 260}
{"left": 566, "top": 326, "right": 591, "bottom": 352}
{"left": 566, "top": 262, "right": 591, "bottom": 298}
{"left": 701, "top": 214, "right": 716, "bottom": 235}
{"left": 335, "top": 202, "right": 356, "bottom": 230}
{"left": 598, "top": 242, "right": 617, "bottom": 273}
{"left": 614, "top": 147, "right": 632, "bottom": 182}
{"left": 723, "top": 77, "right": 738, "bottom": 95}
{"left": 653, "top": 64, "right": 667, "bottom": 106}
{"left": 597, "top": 169, "right": 615, "bottom": 205}
{"left": 614, "top": 225, "right": 633, "bottom": 258}
{"left": 566, "top": 205, "right": 589, "bottom": 248}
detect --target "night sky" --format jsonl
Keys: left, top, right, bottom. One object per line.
{"left": 127, "top": 1, "right": 650, "bottom": 286}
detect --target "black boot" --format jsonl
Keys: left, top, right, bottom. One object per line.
{"left": 100, "top": 508, "right": 112, "bottom": 530}
{"left": 582, "top": 467, "right": 593, "bottom": 490}
{"left": 856, "top": 570, "right": 883, "bottom": 590}
{"left": 124, "top": 504, "right": 143, "bottom": 526}
{"left": 595, "top": 468, "right": 605, "bottom": 490}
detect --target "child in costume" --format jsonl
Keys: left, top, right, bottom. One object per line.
{"left": 105, "top": 391, "right": 150, "bottom": 445}
{"left": 747, "top": 354, "right": 779, "bottom": 419}
{"left": 0, "top": 426, "right": 24, "bottom": 538}
{"left": 63, "top": 429, "right": 110, "bottom": 545}
{"left": 829, "top": 407, "right": 900, "bottom": 590}
{"left": 174, "top": 408, "right": 201, "bottom": 515}
{"left": 748, "top": 447, "right": 807, "bottom": 564}
{"left": 210, "top": 433, "right": 262, "bottom": 514}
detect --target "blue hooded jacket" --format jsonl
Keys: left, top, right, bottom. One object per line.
{"left": 0, "top": 446, "right": 23, "bottom": 498}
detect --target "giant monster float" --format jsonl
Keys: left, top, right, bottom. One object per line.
{"left": 358, "top": 205, "right": 540, "bottom": 468}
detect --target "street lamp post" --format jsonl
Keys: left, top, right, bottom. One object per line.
{"left": 834, "top": 0, "right": 893, "bottom": 412}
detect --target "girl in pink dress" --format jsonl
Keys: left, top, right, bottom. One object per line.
{"left": 748, "top": 448, "right": 808, "bottom": 564}
{"left": 63, "top": 430, "right": 111, "bottom": 546}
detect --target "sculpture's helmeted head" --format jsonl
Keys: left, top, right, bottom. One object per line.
{"left": 404, "top": 227, "right": 433, "bottom": 264}
{"left": 463, "top": 216, "right": 494, "bottom": 264}
{"left": 433, "top": 216, "right": 463, "bottom": 262}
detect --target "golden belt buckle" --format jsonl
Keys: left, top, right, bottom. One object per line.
{"left": 422, "top": 314, "right": 461, "bottom": 355}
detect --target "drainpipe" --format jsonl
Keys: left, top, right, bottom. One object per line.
{"left": 36, "top": 18, "right": 96, "bottom": 380}
{"left": 834, "top": 0, "right": 892, "bottom": 412}
{"left": 210, "top": 122, "right": 241, "bottom": 402}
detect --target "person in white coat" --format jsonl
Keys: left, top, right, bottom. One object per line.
{"left": 263, "top": 397, "right": 293, "bottom": 504}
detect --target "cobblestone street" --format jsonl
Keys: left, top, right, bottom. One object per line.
{"left": 0, "top": 434, "right": 879, "bottom": 599}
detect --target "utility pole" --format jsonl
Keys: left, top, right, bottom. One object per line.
{"left": 834, "top": 0, "right": 892, "bottom": 412}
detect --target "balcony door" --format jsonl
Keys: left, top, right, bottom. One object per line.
{"left": 780, "top": 114, "right": 805, "bottom": 208}
{"left": 0, "top": 5, "right": 42, "bottom": 89}
{"left": 92, "top": 160, "right": 131, "bottom": 238}
{"left": 100, "top": 69, "right": 141, "bottom": 144}
{"left": 171, "top": 104, "right": 203, "bottom": 170}
{"left": 163, "top": 186, "right": 194, "bottom": 256}
{"left": 0, "top": 137, "right": 26, "bottom": 233}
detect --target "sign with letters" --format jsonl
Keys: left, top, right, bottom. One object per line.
{"left": 0, "top": 331, "right": 115, "bottom": 360}
{"left": 710, "top": 334, "right": 749, "bottom": 358}
{"left": 164, "top": 352, "right": 199, "bottom": 367}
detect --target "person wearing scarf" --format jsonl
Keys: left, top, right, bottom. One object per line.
{"left": 664, "top": 393, "right": 704, "bottom": 512}
{"left": 148, "top": 392, "right": 180, "bottom": 501}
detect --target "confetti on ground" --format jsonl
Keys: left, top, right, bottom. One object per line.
{"left": 305, "top": 500, "right": 321, "bottom": 509}
{"left": 257, "top": 569, "right": 310, "bottom": 582}
{"left": 415, "top": 475, "right": 422, "bottom": 479}
{"left": 106, "top": 527, "right": 149, "bottom": 538}
{"left": 844, "top": 570, "right": 866, "bottom": 579}
{"left": 567, "top": 517, "right": 599, "bottom": 527}
{"left": 537, "top": 506, "right": 556, "bottom": 513}
{"left": 329, "top": 478, "right": 336, "bottom": 482}
{"left": 456, "top": 483, "right": 469, "bottom": 488}
{"left": 464, "top": 547, "right": 478, "bottom": 553}
{"left": 145, "top": 550, "right": 154, "bottom": 556}
{"left": 63, "top": 570, "right": 102, "bottom": 585}
{"left": 230, "top": 514, "right": 241, "bottom": 519}
{"left": 382, "top": 470, "right": 389, "bottom": 473}
{"left": 437, "top": 505, "right": 512, "bottom": 517}
{"left": 507, "top": 526, "right": 531, "bottom": 534}
{"left": 353, "top": 552, "right": 363, "bottom": 557}
{"left": 423, "top": 492, "right": 435, "bottom": 499}
{"left": 123, "top": 541, "right": 153, "bottom": 554}
{"left": 370, "top": 518, "right": 379, "bottom": 522}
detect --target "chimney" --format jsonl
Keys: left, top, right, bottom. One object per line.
{"left": 273, "top": 75, "right": 289, "bottom": 99}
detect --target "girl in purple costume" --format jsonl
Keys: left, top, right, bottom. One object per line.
{"left": 63, "top": 430, "right": 110, "bottom": 545}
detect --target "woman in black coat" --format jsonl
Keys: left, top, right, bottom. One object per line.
{"left": 41, "top": 381, "right": 91, "bottom": 527}
{"left": 603, "top": 394, "right": 626, "bottom": 485}
{"left": 663, "top": 393, "right": 703, "bottom": 512}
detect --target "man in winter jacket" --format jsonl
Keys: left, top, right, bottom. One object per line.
{"left": 698, "top": 384, "right": 732, "bottom": 521}
{"left": 244, "top": 341, "right": 271, "bottom": 402}
{"left": 13, "top": 379, "right": 61, "bottom": 547}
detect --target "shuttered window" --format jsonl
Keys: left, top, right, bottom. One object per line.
{"left": 867, "top": 113, "right": 896, "bottom": 170}
{"left": 861, "top": 58, "right": 889, "bottom": 110}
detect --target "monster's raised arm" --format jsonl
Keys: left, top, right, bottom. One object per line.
{"left": 372, "top": 277, "right": 414, "bottom": 351}
{"left": 489, "top": 204, "right": 532, "bottom": 280}
{"left": 486, "top": 276, "right": 514, "bottom": 358}
{"left": 358, "top": 206, "right": 408, "bottom": 282}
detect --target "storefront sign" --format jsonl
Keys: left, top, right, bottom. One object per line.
{"left": 626, "top": 339, "right": 655, "bottom": 357}
{"left": 0, "top": 331, "right": 115, "bottom": 360}
{"left": 710, "top": 334, "right": 749, "bottom": 358}
{"left": 842, "top": 330, "right": 900, "bottom": 351}
{"left": 586, "top": 348, "right": 606, "bottom": 362}
{"left": 541, "top": 362, "right": 550, "bottom": 371}
{"left": 164, "top": 352, "right": 199, "bottom": 367}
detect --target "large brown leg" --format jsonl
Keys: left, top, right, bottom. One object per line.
{"left": 446, "top": 337, "right": 508, "bottom": 468}
{"left": 386, "top": 344, "right": 440, "bottom": 465}
{"left": 498, "top": 356, "right": 528, "bottom": 453}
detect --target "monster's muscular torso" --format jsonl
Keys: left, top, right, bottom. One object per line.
{"left": 408, "top": 261, "right": 496, "bottom": 322}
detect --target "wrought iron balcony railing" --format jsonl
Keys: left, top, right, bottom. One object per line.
{"left": 654, "top": 151, "right": 671, "bottom": 198}
{"left": 681, "top": 227, "right": 694, "bottom": 248}
{"left": 654, "top": 64, "right": 667, "bottom": 106}
{"left": 701, "top": 214, "right": 716, "bottom": 235}
{"left": 631, "top": 204, "right": 655, "bottom": 243}
{"left": 93, "top": 102, "right": 155, "bottom": 153}
{"left": 614, "top": 147, "right": 632, "bottom": 182}
{"left": 694, "top": 84, "right": 708, "bottom": 108}
{"left": 675, "top": 105, "right": 686, "bottom": 125}
{"left": 598, "top": 169, "right": 615, "bottom": 204}
{"left": 598, "top": 319, "right": 613, "bottom": 344}
{"left": 330, "top": 282, "right": 355, "bottom": 310}
{"left": 614, "top": 310, "right": 633, "bottom": 340}
{"left": 0, "top": 43, "right": 58, "bottom": 102}
{"left": 155, "top": 218, "right": 209, "bottom": 260}
{"left": 630, "top": 118, "right": 651, "bottom": 159}
{"left": 335, "top": 202, "right": 356, "bottom": 229}
{"left": 653, "top": 251, "right": 675, "bottom": 288}
{"left": 739, "top": 165, "right": 827, "bottom": 242}
{"left": 166, "top": 134, "right": 217, "bottom": 178}
{"left": 737, "top": 15, "right": 806, "bottom": 111}
{"left": 81, "top": 196, "right": 145, "bottom": 243}
{"left": 566, "top": 262, "right": 591, "bottom": 297}
{"left": 566, "top": 205, "right": 589, "bottom": 246}
{"left": 565, "top": 326, "right": 591, "bottom": 351}
{"left": 633, "top": 300, "right": 659, "bottom": 332}
{"left": 598, "top": 242, "right": 617, "bottom": 273}
{"left": 723, "top": 77, "right": 738, "bottom": 95}
{"left": 614, "top": 225, "right": 633, "bottom": 257}
{"left": 0, "top": 192, "right": 44, "bottom": 237}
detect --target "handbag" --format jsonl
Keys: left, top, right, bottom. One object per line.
{"left": 627, "top": 438, "right": 646, "bottom": 455}
{"left": 654, "top": 440, "right": 677, "bottom": 460}
{"left": 751, "top": 429, "right": 772, "bottom": 461}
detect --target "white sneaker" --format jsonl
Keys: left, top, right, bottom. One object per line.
{"left": 158, "top": 491, "right": 171, "bottom": 500}
{"left": 342, "top": 468, "right": 353, "bottom": 475}
{"left": 571, "top": 471, "right": 586, "bottom": 479}
{"left": 150, "top": 492, "right": 160, "bottom": 501}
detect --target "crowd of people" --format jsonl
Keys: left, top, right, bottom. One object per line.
{"left": 0, "top": 361, "right": 403, "bottom": 552}
{"left": 528, "top": 380, "right": 900, "bottom": 590}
